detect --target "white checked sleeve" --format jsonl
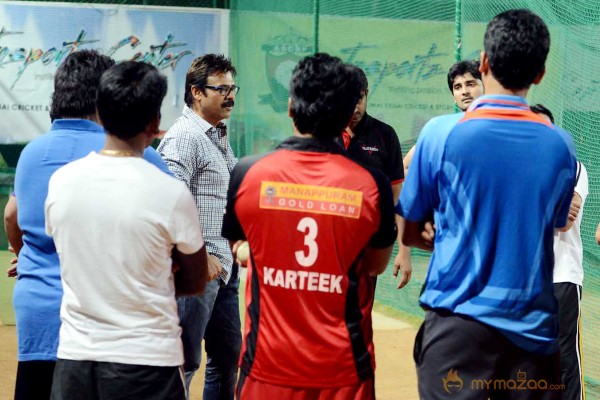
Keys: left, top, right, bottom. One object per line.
{"left": 158, "top": 129, "right": 202, "bottom": 187}
{"left": 169, "top": 183, "right": 204, "bottom": 255}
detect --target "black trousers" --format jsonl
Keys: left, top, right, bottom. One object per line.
{"left": 50, "top": 359, "right": 186, "bottom": 400}
{"left": 14, "top": 360, "right": 56, "bottom": 400}
{"left": 415, "top": 309, "right": 563, "bottom": 400}
{"left": 555, "top": 282, "right": 585, "bottom": 400}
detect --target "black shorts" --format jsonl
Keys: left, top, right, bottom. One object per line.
{"left": 555, "top": 282, "right": 585, "bottom": 400}
{"left": 414, "top": 309, "right": 563, "bottom": 400}
{"left": 50, "top": 359, "right": 186, "bottom": 400}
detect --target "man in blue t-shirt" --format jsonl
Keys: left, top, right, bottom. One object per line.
{"left": 10, "top": 50, "right": 170, "bottom": 400}
{"left": 398, "top": 9, "right": 576, "bottom": 400}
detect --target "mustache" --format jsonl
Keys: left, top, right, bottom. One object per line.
{"left": 222, "top": 99, "right": 235, "bottom": 108}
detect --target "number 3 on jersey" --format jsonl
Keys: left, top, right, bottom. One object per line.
{"left": 295, "top": 217, "right": 318, "bottom": 267}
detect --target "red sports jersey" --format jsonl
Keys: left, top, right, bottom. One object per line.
{"left": 222, "top": 137, "right": 396, "bottom": 389}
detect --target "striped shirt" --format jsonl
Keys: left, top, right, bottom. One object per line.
{"left": 158, "top": 105, "right": 237, "bottom": 283}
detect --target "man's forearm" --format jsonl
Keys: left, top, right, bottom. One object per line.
{"left": 396, "top": 215, "right": 410, "bottom": 254}
{"left": 391, "top": 183, "right": 401, "bottom": 205}
{"left": 4, "top": 196, "right": 23, "bottom": 254}
{"left": 363, "top": 245, "right": 394, "bottom": 276}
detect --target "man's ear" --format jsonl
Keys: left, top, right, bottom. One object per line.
{"left": 533, "top": 67, "right": 546, "bottom": 85}
{"left": 144, "top": 115, "right": 161, "bottom": 143}
{"left": 479, "top": 51, "right": 490, "bottom": 75}
{"left": 191, "top": 85, "right": 204, "bottom": 102}
{"left": 288, "top": 98, "right": 293, "bottom": 118}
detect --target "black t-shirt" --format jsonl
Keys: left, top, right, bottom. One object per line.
{"left": 336, "top": 113, "right": 404, "bottom": 185}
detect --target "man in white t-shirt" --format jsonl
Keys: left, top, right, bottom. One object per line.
{"left": 532, "top": 104, "right": 588, "bottom": 400}
{"left": 45, "top": 61, "right": 208, "bottom": 400}
{"left": 553, "top": 160, "right": 588, "bottom": 400}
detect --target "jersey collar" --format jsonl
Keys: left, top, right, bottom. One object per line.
{"left": 467, "top": 95, "right": 530, "bottom": 112}
{"left": 277, "top": 136, "right": 346, "bottom": 155}
{"left": 51, "top": 119, "right": 104, "bottom": 133}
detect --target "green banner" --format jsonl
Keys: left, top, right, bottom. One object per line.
{"left": 230, "top": 11, "right": 458, "bottom": 156}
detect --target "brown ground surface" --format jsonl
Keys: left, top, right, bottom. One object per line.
{"left": 0, "top": 324, "right": 418, "bottom": 400}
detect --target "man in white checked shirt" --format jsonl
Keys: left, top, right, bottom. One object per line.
{"left": 158, "top": 54, "right": 241, "bottom": 400}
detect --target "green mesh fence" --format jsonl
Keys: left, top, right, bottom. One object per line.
{"left": 231, "top": 0, "right": 455, "bottom": 328}
{"left": 228, "top": 0, "right": 456, "bottom": 332}
{"left": 17, "top": 0, "right": 230, "bottom": 6}
{"left": 2, "top": 0, "right": 600, "bottom": 394}
{"left": 229, "top": 1, "right": 600, "bottom": 395}
{"left": 229, "top": 0, "right": 457, "bottom": 158}
{"left": 228, "top": 1, "right": 456, "bottom": 348}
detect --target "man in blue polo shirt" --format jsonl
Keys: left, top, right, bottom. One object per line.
{"left": 398, "top": 9, "right": 576, "bottom": 400}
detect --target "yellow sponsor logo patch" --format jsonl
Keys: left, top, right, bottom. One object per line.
{"left": 259, "top": 181, "right": 362, "bottom": 218}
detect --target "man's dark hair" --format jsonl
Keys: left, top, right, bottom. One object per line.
{"left": 97, "top": 61, "right": 167, "bottom": 139}
{"left": 348, "top": 64, "right": 369, "bottom": 93}
{"left": 289, "top": 53, "right": 362, "bottom": 138}
{"left": 184, "top": 54, "right": 236, "bottom": 106}
{"left": 484, "top": 9, "right": 550, "bottom": 90}
{"left": 531, "top": 103, "right": 554, "bottom": 123}
{"left": 447, "top": 60, "right": 481, "bottom": 92}
{"left": 50, "top": 50, "right": 115, "bottom": 121}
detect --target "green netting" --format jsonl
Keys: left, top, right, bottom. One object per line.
{"left": 229, "top": 1, "right": 600, "bottom": 395}
{"left": 17, "top": 0, "right": 230, "bottom": 7}
{"left": 229, "top": 0, "right": 457, "bottom": 163}
{"left": 228, "top": 0, "right": 458, "bottom": 332}
{"left": 228, "top": 0, "right": 456, "bottom": 331}
{"left": 2, "top": 0, "right": 600, "bottom": 394}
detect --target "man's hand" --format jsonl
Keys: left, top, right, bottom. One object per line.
{"left": 231, "top": 240, "right": 248, "bottom": 267}
{"left": 559, "top": 192, "right": 582, "bottom": 233}
{"left": 393, "top": 249, "right": 412, "bottom": 289}
{"left": 171, "top": 262, "right": 180, "bottom": 274}
{"left": 568, "top": 193, "right": 582, "bottom": 222}
{"left": 421, "top": 222, "right": 436, "bottom": 249}
{"left": 6, "top": 245, "right": 17, "bottom": 278}
{"left": 207, "top": 254, "right": 223, "bottom": 281}
{"left": 7, "top": 258, "right": 17, "bottom": 278}
{"left": 403, "top": 219, "right": 436, "bottom": 252}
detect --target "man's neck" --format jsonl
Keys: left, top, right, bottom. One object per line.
{"left": 482, "top": 77, "right": 529, "bottom": 99}
{"left": 101, "top": 134, "right": 146, "bottom": 158}
{"left": 59, "top": 114, "right": 99, "bottom": 123}
{"left": 349, "top": 114, "right": 366, "bottom": 133}
{"left": 191, "top": 104, "right": 220, "bottom": 127}
{"left": 292, "top": 126, "right": 315, "bottom": 139}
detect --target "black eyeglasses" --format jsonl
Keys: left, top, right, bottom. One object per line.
{"left": 204, "top": 85, "right": 240, "bottom": 97}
